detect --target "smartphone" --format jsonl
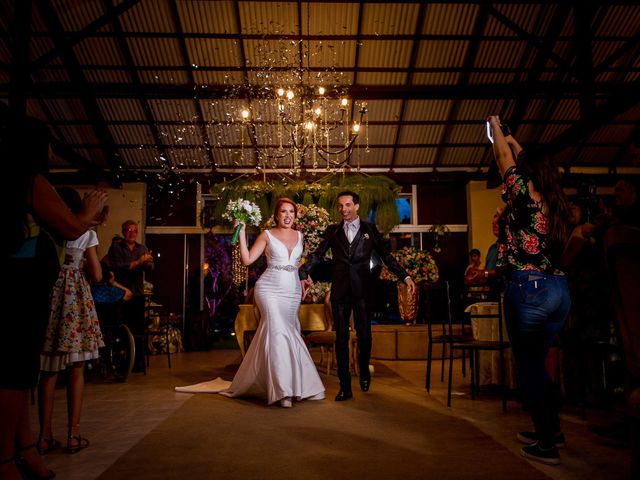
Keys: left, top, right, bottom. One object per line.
{"left": 486, "top": 121, "right": 494, "bottom": 143}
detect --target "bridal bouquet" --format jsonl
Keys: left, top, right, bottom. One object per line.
{"left": 223, "top": 198, "right": 262, "bottom": 244}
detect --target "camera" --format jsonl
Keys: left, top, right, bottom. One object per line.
{"left": 576, "top": 180, "right": 600, "bottom": 224}
{"left": 485, "top": 122, "right": 512, "bottom": 143}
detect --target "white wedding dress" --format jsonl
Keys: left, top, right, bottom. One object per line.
{"left": 220, "top": 230, "right": 325, "bottom": 404}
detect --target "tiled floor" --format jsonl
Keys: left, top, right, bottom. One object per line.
{"left": 29, "top": 349, "right": 631, "bottom": 480}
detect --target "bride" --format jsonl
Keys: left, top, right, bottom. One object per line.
{"left": 222, "top": 198, "right": 325, "bottom": 407}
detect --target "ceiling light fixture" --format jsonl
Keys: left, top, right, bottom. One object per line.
{"left": 239, "top": 86, "right": 368, "bottom": 176}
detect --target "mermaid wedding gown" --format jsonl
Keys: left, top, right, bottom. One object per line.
{"left": 219, "top": 230, "right": 325, "bottom": 404}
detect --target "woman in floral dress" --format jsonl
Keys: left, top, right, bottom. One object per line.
{"left": 38, "top": 187, "right": 104, "bottom": 455}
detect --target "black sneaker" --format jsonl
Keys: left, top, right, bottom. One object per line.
{"left": 521, "top": 443, "right": 560, "bottom": 466}
{"left": 517, "top": 431, "right": 566, "bottom": 448}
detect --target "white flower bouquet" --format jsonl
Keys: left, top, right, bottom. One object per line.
{"left": 223, "top": 198, "right": 262, "bottom": 244}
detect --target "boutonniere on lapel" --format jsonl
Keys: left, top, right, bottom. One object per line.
{"left": 363, "top": 233, "right": 370, "bottom": 240}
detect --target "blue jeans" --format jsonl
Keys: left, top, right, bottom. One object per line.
{"left": 504, "top": 270, "right": 571, "bottom": 447}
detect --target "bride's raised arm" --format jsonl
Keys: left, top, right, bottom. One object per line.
{"left": 235, "top": 221, "right": 268, "bottom": 266}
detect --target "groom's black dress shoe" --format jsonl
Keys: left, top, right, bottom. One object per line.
{"left": 359, "top": 377, "right": 371, "bottom": 392}
{"left": 335, "top": 390, "right": 353, "bottom": 401}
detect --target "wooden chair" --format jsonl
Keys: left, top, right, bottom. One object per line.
{"left": 424, "top": 281, "right": 473, "bottom": 392}
{"left": 447, "top": 293, "right": 510, "bottom": 412}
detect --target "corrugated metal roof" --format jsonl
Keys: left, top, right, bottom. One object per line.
{"left": 97, "top": 98, "right": 147, "bottom": 121}
{"left": 422, "top": 4, "right": 478, "bottom": 35}
{"left": 110, "top": 124, "right": 155, "bottom": 145}
{"left": 178, "top": 1, "right": 238, "bottom": 34}
{"left": 394, "top": 147, "right": 437, "bottom": 166}
{"left": 360, "top": 3, "right": 418, "bottom": 35}
{"left": 305, "top": 2, "right": 359, "bottom": 35}
{"left": 119, "top": 0, "right": 176, "bottom": 33}
{"left": 0, "top": 1, "right": 637, "bottom": 177}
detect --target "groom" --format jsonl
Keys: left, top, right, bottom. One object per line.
{"left": 300, "top": 190, "right": 415, "bottom": 401}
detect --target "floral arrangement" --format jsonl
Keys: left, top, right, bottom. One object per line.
{"left": 303, "top": 281, "right": 331, "bottom": 304}
{"left": 295, "top": 204, "right": 330, "bottom": 257}
{"left": 222, "top": 198, "right": 262, "bottom": 244}
{"left": 379, "top": 246, "right": 439, "bottom": 283}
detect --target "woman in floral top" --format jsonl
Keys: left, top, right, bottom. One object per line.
{"left": 488, "top": 115, "right": 572, "bottom": 466}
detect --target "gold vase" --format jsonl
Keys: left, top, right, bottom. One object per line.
{"left": 397, "top": 282, "right": 420, "bottom": 326}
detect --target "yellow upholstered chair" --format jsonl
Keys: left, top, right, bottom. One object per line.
{"left": 305, "top": 292, "right": 358, "bottom": 375}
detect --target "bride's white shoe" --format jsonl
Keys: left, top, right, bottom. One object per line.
{"left": 279, "top": 397, "right": 292, "bottom": 408}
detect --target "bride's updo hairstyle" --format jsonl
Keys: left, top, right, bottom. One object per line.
{"left": 273, "top": 197, "right": 297, "bottom": 227}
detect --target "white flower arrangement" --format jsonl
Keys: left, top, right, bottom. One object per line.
{"left": 223, "top": 198, "right": 262, "bottom": 244}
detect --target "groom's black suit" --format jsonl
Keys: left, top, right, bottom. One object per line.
{"left": 300, "top": 220, "right": 408, "bottom": 392}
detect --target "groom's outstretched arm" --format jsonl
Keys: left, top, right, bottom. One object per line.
{"left": 370, "top": 223, "right": 409, "bottom": 281}
{"left": 299, "top": 224, "right": 334, "bottom": 280}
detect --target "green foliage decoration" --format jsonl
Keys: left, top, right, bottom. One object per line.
{"left": 207, "top": 173, "right": 401, "bottom": 232}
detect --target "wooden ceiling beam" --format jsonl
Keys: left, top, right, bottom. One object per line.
{"left": 10, "top": 81, "right": 637, "bottom": 99}
{"left": 544, "top": 78, "right": 640, "bottom": 156}
{"left": 484, "top": 3, "right": 573, "bottom": 187}
{"left": 432, "top": 5, "right": 489, "bottom": 168}
{"left": 389, "top": 2, "right": 426, "bottom": 171}
{"left": 31, "top": 0, "right": 141, "bottom": 72}
{"left": 168, "top": 0, "right": 216, "bottom": 172}
{"left": 104, "top": 0, "right": 169, "bottom": 183}
{"left": 36, "top": 0, "right": 120, "bottom": 180}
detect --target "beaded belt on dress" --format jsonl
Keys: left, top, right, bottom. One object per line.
{"left": 268, "top": 265, "right": 296, "bottom": 272}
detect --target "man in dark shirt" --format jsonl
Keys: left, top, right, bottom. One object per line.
{"left": 108, "top": 220, "right": 153, "bottom": 371}
{"left": 108, "top": 220, "right": 153, "bottom": 295}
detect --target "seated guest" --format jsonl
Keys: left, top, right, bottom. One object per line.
{"left": 92, "top": 261, "right": 133, "bottom": 304}
{"left": 464, "top": 248, "right": 490, "bottom": 304}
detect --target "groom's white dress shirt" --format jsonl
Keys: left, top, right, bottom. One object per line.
{"left": 344, "top": 217, "right": 360, "bottom": 243}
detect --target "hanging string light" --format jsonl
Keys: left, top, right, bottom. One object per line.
{"left": 231, "top": 244, "right": 247, "bottom": 287}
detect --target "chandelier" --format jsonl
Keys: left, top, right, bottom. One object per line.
{"left": 239, "top": 85, "right": 368, "bottom": 176}
{"left": 203, "top": 7, "right": 370, "bottom": 177}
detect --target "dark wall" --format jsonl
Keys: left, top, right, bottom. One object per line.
{"left": 147, "top": 181, "right": 198, "bottom": 226}
{"left": 145, "top": 234, "right": 185, "bottom": 314}
{"left": 416, "top": 182, "right": 467, "bottom": 225}
{"left": 398, "top": 179, "right": 470, "bottom": 310}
